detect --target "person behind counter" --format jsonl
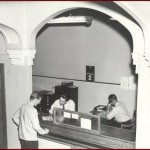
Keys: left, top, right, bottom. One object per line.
{"left": 12, "top": 91, "right": 49, "bottom": 149}
{"left": 49, "top": 94, "right": 75, "bottom": 115}
{"left": 106, "top": 94, "right": 132, "bottom": 129}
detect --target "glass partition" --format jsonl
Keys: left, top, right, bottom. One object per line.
{"left": 53, "top": 108, "right": 100, "bottom": 135}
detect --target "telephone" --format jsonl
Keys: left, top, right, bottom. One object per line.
{"left": 91, "top": 105, "right": 107, "bottom": 115}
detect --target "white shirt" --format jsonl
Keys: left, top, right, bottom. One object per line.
{"left": 49, "top": 99, "right": 75, "bottom": 114}
{"left": 107, "top": 102, "right": 131, "bottom": 123}
{"left": 13, "top": 102, "right": 47, "bottom": 141}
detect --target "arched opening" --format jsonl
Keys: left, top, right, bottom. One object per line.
{"left": 32, "top": 3, "right": 145, "bottom": 148}
{"left": 33, "top": 8, "right": 136, "bottom": 122}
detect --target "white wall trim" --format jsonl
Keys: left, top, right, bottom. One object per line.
{"left": 7, "top": 50, "right": 36, "bottom": 66}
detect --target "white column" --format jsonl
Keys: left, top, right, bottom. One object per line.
{"left": 5, "top": 49, "right": 36, "bottom": 148}
{"left": 136, "top": 56, "right": 150, "bottom": 148}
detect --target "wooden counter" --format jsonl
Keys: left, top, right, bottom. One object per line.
{"left": 39, "top": 113, "right": 136, "bottom": 149}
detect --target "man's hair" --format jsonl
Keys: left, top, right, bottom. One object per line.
{"left": 60, "top": 95, "right": 68, "bottom": 101}
{"left": 30, "top": 91, "right": 41, "bottom": 101}
{"left": 60, "top": 95, "right": 66, "bottom": 99}
{"left": 108, "top": 94, "right": 117, "bottom": 103}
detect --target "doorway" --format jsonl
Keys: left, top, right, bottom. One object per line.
{"left": 0, "top": 64, "right": 7, "bottom": 148}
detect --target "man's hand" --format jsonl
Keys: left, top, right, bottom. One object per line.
{"left": 42, "top": 116, "right": 53, "bottom": 121}
{"left": 100, "top": 111, "right": 107, "bottom": 118}
{"left": 44, "top": 128, "right": 49, "bottom": 134}
{"left": 109, "top": 105, "right": 113, "bottom": 112}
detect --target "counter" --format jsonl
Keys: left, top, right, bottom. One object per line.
{"left": 38, "top": 110, "right": 136, "bottom": 149}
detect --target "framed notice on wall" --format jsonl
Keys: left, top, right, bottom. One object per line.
{"left": 86, "top": 66, "right": 95, "bottom": 82}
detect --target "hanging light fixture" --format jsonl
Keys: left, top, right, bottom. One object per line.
{"left": 47, "top": 16, "right": 93, "bottom": 25}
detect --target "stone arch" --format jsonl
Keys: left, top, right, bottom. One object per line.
{"left": 30, "top": 7, "right": 77, "bottom": 50}
{"left": 31, "top": 2, "right": 144, "bottom": 73}
{"left": 0, "top": 24, "right": 20, "bottom": 50}
{"left": 30, "top": 2, "right": 148, "bottom": 148}
{"left": 0, "top": 32, "right": 7, "bottom": 55}
{"left": 0, "top": 23, "right": 34, "bottom": 66}
{"left": 115, "top": 1, "right": 150, "bottom": 72}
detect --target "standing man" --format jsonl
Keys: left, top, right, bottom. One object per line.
{"left": 106, "top": 94, "right": 132, "bottom": 129}
{"left": 12, "top": 91, "right": 49, "bottom": 149}
{"left": 49, "top": 95, "right": 75, "bottom": 115}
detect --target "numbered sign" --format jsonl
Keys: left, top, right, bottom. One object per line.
{"left": 86, "top": 66, "right": 95, "bottom": 82}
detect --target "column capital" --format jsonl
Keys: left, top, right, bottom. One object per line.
{"left": 7, "top": 50, "right": 36, "bottom": 66}
{"left": 131, "top": 52, "right": 140, "bottom": 74}
{"left": 132, "top": 51, "right": 150, "bottom": 75}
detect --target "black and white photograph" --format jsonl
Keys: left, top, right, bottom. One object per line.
{"left": 0, "top": 1, "right": 150, "bottom": 149}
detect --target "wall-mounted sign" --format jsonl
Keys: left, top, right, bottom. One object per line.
{"left": 86, "top": 66, "right": 95, "bottom": 82}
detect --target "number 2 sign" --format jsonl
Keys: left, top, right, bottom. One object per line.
{"left": 86, "top": 66, "right": 95, "bottom": 82}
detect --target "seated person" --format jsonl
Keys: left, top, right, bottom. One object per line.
{"left": 105, "top": 95, "right": 115, "bottom": 125}
{"left": 49, "top": 95, "right": 75, "bottom": 115}
{"left": 106, "top": 94, "right": 132, "bottom": 129}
